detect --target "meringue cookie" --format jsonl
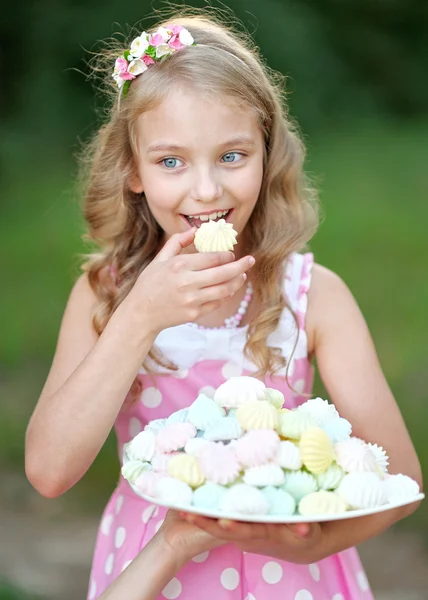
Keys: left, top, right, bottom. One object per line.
{"left": 299, "top": 491, "right": 348, "bottom": 516}
{"left": 144, "top": 418, "right": 167, "bottom": 434}
{"left": 382, "top": 474, "right": 420, "bottom": 504}
{"left": 277, "top": 410, "right": 317, "bottom": 440}
{"left": 204, "top": 415, "right": 243, "bottom": 442}
{"left": 151, "top": 452, "right": 180, "bottom": 472}
{"left": 166, "top": 408, "right": 189, "bottom": 425}
{"left": 167, "top": 453, "right": 205, "bottom": 488}
{"left": 155, "top": 422, "right": 197, "bottom": 453}
{"left": 265, "top": 388, "right": 285, "bottom": 409}
{"left": 198, "top": 442, "right": 240, "bottom": 485}
{"left": 121, "top": 460, "right": 152, "bottom": 484}
{"left": 335, "top": 438, "right": 378, "bottom": 473}
{"left": 219, "top": 483, "right": 270, "bottom": 515}
{"left": 184, "top": 437, "right": 211, "bottom": 456}
{"left": 281, "top": 470, "right": 318, "bottom": 502}
{"left": 125, "top": 430, "right": 156, "bottom": 462}
{"left": 337, "top": 472, "right": 387, "bottom": 509}
{"left": 316, "top": 464, "right": 345, "bottom": 491}
{"left": 367, "top": 443, "right": 390, "bottom": 474}
{"left": 194, "top": 218, "right": 238, "bottom": 253}
{"left": 298, "top": 397, "right": 339, "bottom": 427}
{"left": 262, "top": 486, "right": 296, "bottom": 516}
{"left": 134, "top": 470, "right": 165, "bottom": 497}
{"left": 236, "top": 400, "right": 278, "bottom": 431}
{"left": 299, "top": 427, "right": 335, "bottom": 474}
{"left": 322, "top": 417, "right": 352, "bottom": 444}
{"left": 235, "top": 429, "right": 280, "bottom": 467}
{"left": 276, "top": 440, "right": 302, "bottom": 470}
{"left": 214, "top": 376, "right": 266, "bottom": 409}
{"left": 187, "top": 394, "right": 225, "bottom": 430}
{"left": 243, "top": 464, "right": 285, "bottom": 487}
{"left": 153, "top": 476, "right": 193, "bottom": 506}
{"left": 193, "top": 483, "right": 227, "bottom": 510}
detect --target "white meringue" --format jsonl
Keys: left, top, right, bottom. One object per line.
{"left": 194, "top": 218, "right": 238, "bottom": 252}
{"left": 214, "top": 376, "right": 266, "bottom": 408}
{"left": 337, "top": 472, "right": 387, "bottom": 509}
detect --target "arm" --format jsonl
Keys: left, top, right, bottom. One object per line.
{"left": 183, "top": 264, "right": 423, "bottom": 563}
{"left": 26, "top": 230, "right": 254, "bottom": 498}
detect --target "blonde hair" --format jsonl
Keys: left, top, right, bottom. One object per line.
{"left": 80, "top": 8, "right": 319, "bottom": 378}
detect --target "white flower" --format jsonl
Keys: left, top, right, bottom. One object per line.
{"left": 156, "top": 44, "right": 173, "bottom": 59}
{"left": 112, "top": 72, "right": 125, "bottom": 88}
{"left": 130, "top": 32, "right": 150, "bottom": 58}
{"left": 127, "top": 59, "right": 148, "bottom": 76}
{"left": 179, "top": 28, "right": 194, "bottom": 46}
{"left": 155, "top": 26, "right": 171, "bottom": 42}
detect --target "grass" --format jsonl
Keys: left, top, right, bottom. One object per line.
{"left": 1, "top": 119, "right": 427, "bottom": 529}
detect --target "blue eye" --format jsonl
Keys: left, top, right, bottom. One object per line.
{"left": 222, "top": 152, "right": 242, "bottom": 163}
{"left": 162, "top": 157, "right": 182, "bottom": 169}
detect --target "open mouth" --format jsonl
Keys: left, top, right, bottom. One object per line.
{"left": 182, "top": 209, "right": 232, "bottom": 229}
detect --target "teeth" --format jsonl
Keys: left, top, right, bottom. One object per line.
{"left": 187, "top": 209, "right": 229, "bottom": 221}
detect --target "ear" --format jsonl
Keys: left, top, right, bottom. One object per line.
{"left": 129, "top": 170, "right": 144, "bottom": 194}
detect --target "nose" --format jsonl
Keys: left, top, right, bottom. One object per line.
{"left": 190, "top": 165, "right": 222, "bottom": 204}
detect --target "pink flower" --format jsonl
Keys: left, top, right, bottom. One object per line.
{"left": 168, "top": 35, "right": 185, "bottom": 51}
{"left": 119, "top": 70, "right": 135, "bottom": 81}
{"left": 170, "top": 25, "right": 184, "bottom": 35}
{"left": 142, "top": 54, "right": 155, "bottom": 66}
{"left": 150, "top": 33, "right": 166, "bottom": 47}
{"left": 114, "top": 57, "right": 129, "bottom": 75}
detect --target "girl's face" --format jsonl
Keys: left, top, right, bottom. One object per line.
{"left": 131, "top": 87, "right": 265, "bottom": 257}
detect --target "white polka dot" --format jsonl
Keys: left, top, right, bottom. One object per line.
{"left": 115, "top": 494, "right": 124, "bottom": 515}
{"left": 141, "top": 387, "right": 163, "bottom": 408}
{"left": 357, "top": 571, "right": 369, "bottom": 592}
{"left": 332, "top": 595, "right": 345, "bottom": 600}
{"left": 192, "top": 551, "right": 210, "bottom": 563}
{"left": 105, "top": 552, "right": 115, "bottom": 575}
{"left": 220, "top": 568, "right": 240, "bottom": 590}
{"left": 308, "top": 562, "right": 320, "bottom": 582}
{"left": 129, "top": 417, "right": 142, "bottom": 437}
{"left": 294, "top": 591, "right": 313, "bottom": 600}
{"left": 114, "top": 526, "right": 126, "bottom": 549}
{"left": 173, "top": 369, "right": 189, "bottom": 379}
{"left": 155, "top": 519, "right": 164, "bottom": 532}
{"left": 142, "top": 504, "right": 157, "bottom": 523}
{"left": 221, "top": 362, "right": 242, "bottom": 380}
{"left": 199, "top": 386, "right": 216, "bottom": 398}
{"left": 162, "top": 577, "right": 182, "bottom": 599}
{"left": 101, "top": 514, "right": 113, "bottom": 535}
{"left": 245, "top": 594, "right": 257, "bottom": 600}
{"left": 88, "top": 579, "right": 97, "bottom": 600}
{"left": 262, "top": 561, "right": 283, "bottom": 584}
{"left": 121, "top": 560, "right": 132, "bottom": 572}
{"left": 293, "top": 378, "right": 306, "bottom": 394}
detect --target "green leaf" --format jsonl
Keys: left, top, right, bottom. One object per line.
{"left": 146, "top": 46, "right": 156, "bottom": 59}
{"left": 122, "top": 80, "right": 131, "bottom": 97}
{"left": 123, "top": 50, "right": 130, "bottom": 61}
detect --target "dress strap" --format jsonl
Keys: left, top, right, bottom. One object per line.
{"left": 284, "top": 252, "right": 314, "bottom": 330}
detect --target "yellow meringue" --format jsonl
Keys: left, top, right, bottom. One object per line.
{"left": 299, "top": 426, "right": 335, "bottom": 474}
{"left": 236, "top": 400, "right": 278, "bottom": 431}
{"left": 298, "top": 491, "right": 348, "bottom": 516}
{"left": 167, "top": 454, "right": 205, "bottom": 488}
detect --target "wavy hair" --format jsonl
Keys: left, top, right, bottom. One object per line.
{"left": 80, "top": 8, "right": 319, "bottom": 379}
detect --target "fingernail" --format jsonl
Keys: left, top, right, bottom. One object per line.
{"left": 218, "top": 519, "right": 233, "bottom": 529}
{"left": 248, "top": 257, "right": 255, "bottom": 266}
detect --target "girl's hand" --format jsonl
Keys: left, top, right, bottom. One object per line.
{"left": 126, "top": 229, "right": 255, "bottom": 336}
{"left": 180, "top": 513, "right": 323, "bottom": 565}
{"left": 157, "top": 510, "right": 227, "bottom": 567}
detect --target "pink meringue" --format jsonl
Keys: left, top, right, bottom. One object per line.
{"left": 235, "top": 429, "right": 280, "bottom": 467}
{"left": 198, "top": 442, "right": 240, "bottom": 485}
{"left": 155, "top": 422, "right": 197, "bottom": 453}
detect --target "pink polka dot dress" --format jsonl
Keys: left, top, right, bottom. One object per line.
{"left": 87, "top": 253, "right": 374, "bottom": 600}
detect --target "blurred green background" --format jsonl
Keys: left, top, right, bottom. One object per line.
{"left": 1, "top": 0, "right": 427, "bottom": 598}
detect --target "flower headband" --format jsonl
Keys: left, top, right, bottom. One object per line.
{"left": 112, "top": 25, "right": 195, "bottom": 96}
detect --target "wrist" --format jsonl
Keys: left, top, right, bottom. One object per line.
{"left": 111, "top": 295, "right": 159, "bottom": 348}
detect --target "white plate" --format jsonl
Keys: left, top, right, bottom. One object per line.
{"left": 129, "top": 481, "right": 424, "bottom": 523}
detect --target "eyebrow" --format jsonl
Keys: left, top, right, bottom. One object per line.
{"left": 146, "top": 135, "right": 256, "bottom": 154}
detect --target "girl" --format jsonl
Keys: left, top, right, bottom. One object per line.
{"left": 25, "top": 10, "right": 422, "bottom": 600}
